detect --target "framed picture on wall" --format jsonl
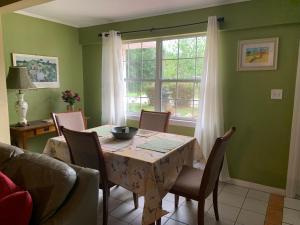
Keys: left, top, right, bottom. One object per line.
{"left": 237, "top": 38, "right": 279, "bottom": 71}
{"left": 12, "top": 53, "right": 60, "bottom": 88}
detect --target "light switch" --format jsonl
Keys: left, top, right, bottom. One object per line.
{"left": 271, "top": 89, "right": 283, "bottom": 100}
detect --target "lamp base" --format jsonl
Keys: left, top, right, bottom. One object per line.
{"left": 15, "top": 91, "right": 29, "bottom": 126}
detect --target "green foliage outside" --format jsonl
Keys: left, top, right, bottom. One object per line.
{"left": 125, "top": 36, "right": 206, "bottom": 118}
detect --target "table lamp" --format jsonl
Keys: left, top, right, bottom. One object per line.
{"left": 6, "top": 66, "right": 36, "bottom": 126}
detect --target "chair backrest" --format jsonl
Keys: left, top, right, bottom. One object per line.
{"left": 61, "top": 127, "right": 109, "bottom": 189}
{"left": 51, "top": 111, "right": 85, "bottom": 136}
{"left": 199, "top": 127, "right": 236, "bottom": 198}
{"left": 139, "top": 110, "right": 171, "bottom": 132}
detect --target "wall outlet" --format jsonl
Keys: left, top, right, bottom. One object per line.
{"left": 271, "top": 89, "right": 283, "bottom": 100}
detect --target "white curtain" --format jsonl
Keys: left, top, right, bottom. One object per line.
{"left": 194, "top": 16, "right": 229, "bottom": 180}
{"left": 286, "top": 42, "right": 300, "bottom": 198}
{"left": 101, "top": 30, "right": 126, "bottom": 125}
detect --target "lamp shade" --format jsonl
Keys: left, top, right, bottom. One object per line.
{"left": 6, "top": 66, "right": 36, "bottom": 90}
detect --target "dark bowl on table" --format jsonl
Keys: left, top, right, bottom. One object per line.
{"left": 111, "top": 126, "right": 138, "bottom": 140}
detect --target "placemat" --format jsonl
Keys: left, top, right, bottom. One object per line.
{"left": 88, "top": 126, "right": 112, "bottom": 137}
{"left": 137, "top": 138, "right": 184, "bottom": 153}
{"left": 102, "top": 139, "right": 132, "bottom": 152}
{"left": 136, "top": 129, "right": 157, "bottom": 138}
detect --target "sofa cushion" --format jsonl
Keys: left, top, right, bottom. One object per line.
{"left": 0, "top": 191, "right": 33, "bottom": 225}
{"left": 2, "top": 152, "right": 77, "bottom": 225}
{"left": 0, "top": 142, "right": 23, "bottom": 168}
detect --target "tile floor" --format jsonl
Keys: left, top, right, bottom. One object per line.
{"left": 97, "top": 182, "right": 299, "bottom": 225}
{"left": 283, "top": 197, "right": 300, "bottom": 225}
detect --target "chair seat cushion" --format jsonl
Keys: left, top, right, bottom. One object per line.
{"left": 170, "top": 166, "right": 203, "bottom": 199}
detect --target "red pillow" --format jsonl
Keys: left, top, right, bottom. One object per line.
{"left": 0, "top": 191, "right": 33, "bottom": 225}
{"left": 0, "top": 172, "right": 32, "bottom": 225}
{"left": 0, "top": 171, "right": 21, "bottom": 199}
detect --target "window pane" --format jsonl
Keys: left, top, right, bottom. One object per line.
{"left": 123, "top": 35, "right": 206, "bottom": 120}
{"left": 142, "top": 82, "right": 155, "bottom": 99}
{"left": 141, "top": 98, "right": 155, "bottom": 111}
{"left": 178, "top": 59, "right": 195, "bottom": 79}
{"left": 128, "top": 43, "right": 142, "bottom": 61}
{"left": 142, "top": 42, "right": 156, "bottom": 60}
{"left": 127, "top": 97, "right": 141, "bottom": 113}
{"left": 163, "top": 39, "right": 178, "bottom": 59}
{"left": 194, "top": 82, "right": 200, "bottom": 100}
{"left": 127, "top": 81, "right": 141, "bottom": 97}
{"left": 176, "top": 100, "right": 193, "bottom": 118}
{"left": 161, "top": 82, "right": 176, "bottom": 99}
{"left": 128, "top": 43, "right": 142, "bottom": 79}
{"left": 162, "top": 60, "right": 177, "bottom": 79}
{"left": 179, "top": 37, "right": 196, "bottom": 58}
{"left": 197, "top": 36, "right": 206, "bottom": 57}
{"left": 161, "top": 99, "right": 175, "bottom": 116}
{"left": 143, "top": 60, "right": 156, "bottom": 79}
{"left": 128, "top": 61, "right": 141, "bottom": 79}
{"left": 177, "top": 82, "right": 194, "bottom": 100}
{"left": 196, "top": 58, "right": 204, "bottom": 78}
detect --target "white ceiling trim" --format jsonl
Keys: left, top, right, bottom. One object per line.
{"left": 16, "top": 10, "right": 80, "bottom": 27}
{"left": 17, "top": 0, "right": 250, "bottom": 28}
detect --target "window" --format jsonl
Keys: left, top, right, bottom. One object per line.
{"left": 122, "top": 35, "right": 206, "bottom": 123}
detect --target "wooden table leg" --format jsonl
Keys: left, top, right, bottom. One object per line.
{"left": 16, "top": 134, "right": 26, "bottom": 149}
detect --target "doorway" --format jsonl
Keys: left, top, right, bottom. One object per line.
{"left": 286, "top": 41, "right": 300, "bottom": 198}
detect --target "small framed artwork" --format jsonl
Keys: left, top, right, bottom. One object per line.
{"left": 12, "top": 53, "right": 60, "bottom": 88}
{"left": 237, "top": 38, "right": 279, "bottom": 71}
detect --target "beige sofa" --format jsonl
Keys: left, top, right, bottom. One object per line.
{"left": 0, "top": 142, "right": 99, "bottom": 225}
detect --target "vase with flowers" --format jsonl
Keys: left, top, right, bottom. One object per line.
{"left": 61, "top": 90, "right": 80, "bottom": 112}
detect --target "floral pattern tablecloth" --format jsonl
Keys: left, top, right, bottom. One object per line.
{"left": 43, "top": 125, "right": 200, "bottom": 225}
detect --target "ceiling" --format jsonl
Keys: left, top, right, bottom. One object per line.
{"left": 17, "top": 0, "right": 249, "bottom": 28}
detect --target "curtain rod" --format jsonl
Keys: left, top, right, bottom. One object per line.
{"left": 98, "top": 17, "right": 224, "bottom": 37}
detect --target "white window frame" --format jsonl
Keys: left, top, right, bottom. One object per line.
{"left": 123, "top": 33, "right": 206, "bottom": 127}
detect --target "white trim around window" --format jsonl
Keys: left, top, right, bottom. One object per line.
{"left": 123, "top": 33, "right": 206, "bottom": 127}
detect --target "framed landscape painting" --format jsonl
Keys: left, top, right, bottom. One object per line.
{"left": 12, "top": 53, "right": 60, "bottom": 88}
{"left": 237, "top": 38, "right": 279, "bottom": 71}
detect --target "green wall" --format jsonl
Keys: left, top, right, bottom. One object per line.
{"left": 2, "top": 13, "right": 84, "bottom": 152}
{"left": 79, "top": 0, "right": 300, "bottom": 188}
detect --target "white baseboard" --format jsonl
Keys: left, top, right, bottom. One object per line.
{"left": 225, "top": 178, "right": 286, "bottom": 196}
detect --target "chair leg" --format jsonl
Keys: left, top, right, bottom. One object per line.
{"left": 156, "top": 200, "right": 162, "bottom": 225}
{"left": 133, "top": 193, "right": 139, "bottom": 209}
{"left": 197, "top": 200, "right": 205, "bottom": 225}
{"left": 103, "top": 188, "right": 109, "bottom": 225}
{"left": 213, "top": 181, "right": 220, "bottom": 221}
{"left": 175, "top": 195, "right": 179, "bottom": 208}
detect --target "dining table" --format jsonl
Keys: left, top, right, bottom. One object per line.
{"left": 43, "top": 125, "right": 200, "bottom": 225}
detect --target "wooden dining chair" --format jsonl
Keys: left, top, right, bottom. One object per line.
{"left": 61, "top": 127, "right": 139, "bottom": 225}
{"left": 51, "top": 111, "right": 86, "bottom": 136}
{"left": 139, "top": 110, "right": 171, "bottom": 132}
{"left": 162, "top": 127, "right": 236, "bottom": 225}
